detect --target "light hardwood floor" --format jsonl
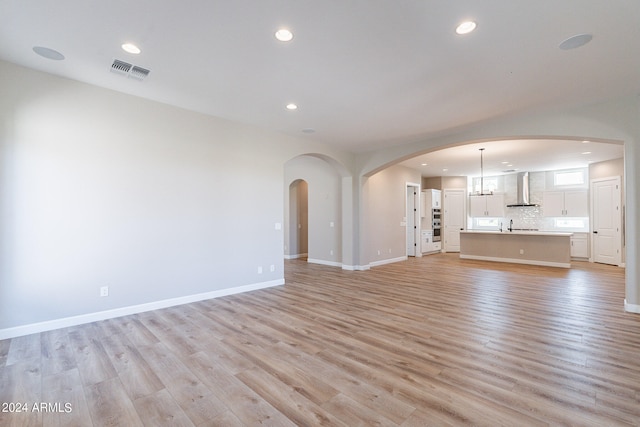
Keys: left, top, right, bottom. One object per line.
{"left": 1, "top": 254, "right": 639, "bottom": 426}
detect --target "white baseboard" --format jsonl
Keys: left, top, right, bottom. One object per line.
{"left": 284, "top": 253, "right": 308, "bottom": 260}
{"left": 0, "top": 279, "right": 284, "bottom": 340}
{"left": 460, "top": 254, "right": 570, "bottom": 268}
{"left": 341, "top": 264, "right": 370, "bottom": 271}
{"left": 307, "top": 258, "right": 342, "bottom": 268}
{"left": 370, "top": 256, "right": 408, "bottom": 268}
{"left": 624, "top": 299, "right": 640, "bottom": 314}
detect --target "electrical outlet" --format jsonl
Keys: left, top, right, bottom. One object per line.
{"left": 100, "top": 286, "right": 109, "bottom": 297}
{"left": 258, "top": 266, "right": 263, "bottom": 274}
{"left": 519, "top": 249, "right": 524, "bottom": 255}
{"left": 270, "top": 265, "right": 275, "bottom": 272}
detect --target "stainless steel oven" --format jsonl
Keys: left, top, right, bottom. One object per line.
{"left": 432, "top": 209, "right": 441, "bottom": 242}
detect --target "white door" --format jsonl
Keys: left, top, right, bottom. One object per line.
{"left": 406, "top": 185, "right": 419, "bottom": 256}
{"left": 444, "top": 189, "right": 466, "bottom": 252}
{"left": 591, "top": 176, "right": 621, "bottom": 265}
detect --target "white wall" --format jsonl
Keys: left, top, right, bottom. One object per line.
{"left": 0, "top": 61, "right": 352, "bottom": 335}
{"left": 590, "top": 158, "right": 624, "bottom": 181}
{"left": 365, "top": 164, "right": 421, "bottom": 265}
{"left": 284, "top": 155, "right": 342, "bottom": 266}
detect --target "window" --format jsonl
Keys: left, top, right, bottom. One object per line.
{"left": 554, "top": 170, "right": 585, "bottom": 186}
{"left": 475, "top": 218, "right": 501, "bottom": 229}
{"left": 477, "top": 218, "right": 500, "bottom": 227}
{"left": 554, "top": 218, "right": 588, "bottom": 231}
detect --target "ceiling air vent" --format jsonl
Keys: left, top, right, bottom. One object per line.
{"left": 111, "top": 59, "right": 132, "bottom": 75}
{"left": 129, "top": 66, "right": 150, "bottom": 81}
{"left": 110, "top": 59, "right": 150, "bottom": 81}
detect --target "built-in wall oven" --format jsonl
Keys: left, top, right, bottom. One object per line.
{"left": 432, "top": 208, "right": 441, "bottom": 242}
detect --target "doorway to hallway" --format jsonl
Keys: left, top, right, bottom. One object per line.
{"left": 288, "top": 179, "right": 308, "bottom": 260}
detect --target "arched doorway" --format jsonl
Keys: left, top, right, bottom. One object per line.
{"left": 287, "top": 179, "right": 308, "bottom": 260}
{"left": 284, "top": 153, "right": 352, "bottom": 268}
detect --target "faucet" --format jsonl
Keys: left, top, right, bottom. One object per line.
{"left": 508, "top": 219, "right": 513, "bottom": 232}
{"left": 499, "top": 222, "right": 502, "bottom": 232}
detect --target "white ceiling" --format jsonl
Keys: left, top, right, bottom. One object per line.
{"left": 1, "top": 1, "right": 639, "bottom": 154}
{"left": 399, "top": 138, "right": 624, "bottom": 178}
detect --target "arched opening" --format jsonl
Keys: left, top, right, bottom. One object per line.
{"left": 359, "top": 136, "right": 625, "bottom": 270}
{"left": 284, "top": 153, "right": 352, "bottom": 268}
{"left": 287, "top": 179, "right": 308, "bottom": 261}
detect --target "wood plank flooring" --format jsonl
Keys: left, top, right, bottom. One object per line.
{"left": 1, "top": 254, "right": 639, "bottom": 426}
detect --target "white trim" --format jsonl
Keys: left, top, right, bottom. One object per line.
{"left": 307, "top": 258, "right": 342, "bottom": 267}
{"left": 460, "top": 254, "right": 570, "bottom": 268}
{"left": 590, "top": 175, "right": 622, "bottom": 266}
{"left": 370, "top": 256, "right": 408, "bottom": 268}
{"left": 284, "top": 253, "right": 308, "bottom": 260}
{"left": 342, "top": 264, "right": 371, "bottom": 271}
{"left": 0, "top": 279, "right": 284, "bottom": 340}
{"left": 624, "top": 299, "right": 640, "bottom": 314}
{"left": 342, "top": 264, "right": 370, "bottom": 271}
{"left": 406, "top": 182, "right": 421, "bottom": 257}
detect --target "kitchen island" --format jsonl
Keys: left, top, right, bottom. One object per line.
{"left": 460, "top": 230, "right": 572, "bottom": 268}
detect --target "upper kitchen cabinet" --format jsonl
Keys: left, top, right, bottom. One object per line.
{"left": 543, "top": 190, "right": 588, "bottom": 217}
{"left": 469, "top": 194, "right": 504, "bottom": 217}
{"left": 422, "top": 189, "right": 441, "bottom": 216}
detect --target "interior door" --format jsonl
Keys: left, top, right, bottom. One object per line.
{"left": 443, "top": 189, "right": 466, "bottom": 252}
{"left": 591, "top": 176, "right": 621, "bottom": 265}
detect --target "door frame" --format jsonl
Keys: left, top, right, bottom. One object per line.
{"left": 443, "top": 188, "right": 467, "bottom": 253}
{"left": 590, "top": 175, "right": 622, "bottom": 266}
{"left": 406, "top": 182, "right": 421, "bottom": 257}
{"left": 286, "top": 179, "right": 309, "bottom": 260}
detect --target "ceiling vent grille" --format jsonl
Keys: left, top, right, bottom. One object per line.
{"left": 110, "top": 59, "right": 150, "bottom": 81}
{"left": 129, "top": 66, "right": 150, "bottom": 80}
{"left": 111, "top": 59, "right": 132, "bottom": 75}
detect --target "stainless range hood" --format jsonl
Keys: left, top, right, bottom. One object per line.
{"left": 507, "top": 172, "right": 539, "bottom": 207}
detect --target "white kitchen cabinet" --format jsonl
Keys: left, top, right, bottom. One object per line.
{"left": 421, "top": 230, "right": 441, "bottom": 253}
{"left": 421, "top": 189, "right": 441, "bottom": 216}
{"left": 469, "top": 194, "right": 504, "bottom": 217}
{"left": 570, "top": 233, "right": 589, "bottom": 258}
{"left": 543, "top": 190, "right": 588, "bottom": 217}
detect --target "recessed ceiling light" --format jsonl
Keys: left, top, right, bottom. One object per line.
{"left": 32, "top": 46, "right": 65, "bottom": 60}
{"left": 122, "top": 43, "right": 141, "bottom": 54}
{"left": 582, "top": 151, "right": 592, "bottom": 155}
{"left": 286, "top": 103, "right": 298, "bottom": 110}
{"left": 582, "top": 140, "right": 590, "bottom": 143}
{"left": 275, "top": 29, "right": 294, "bottom": 42}
{"left": 421, "top": 163, "right": 428, "bottom": 166}
{"left": 442, "top": 168, "right": 449, "bottom": 172}
{"left": 559, "top": 33, "right": 592, "bottom": 50}
{"left": 501, "top": 161, "right": 509, "bottom": 164}
{"left": 456, "top": 21, "right": 477, "bottom": 35}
